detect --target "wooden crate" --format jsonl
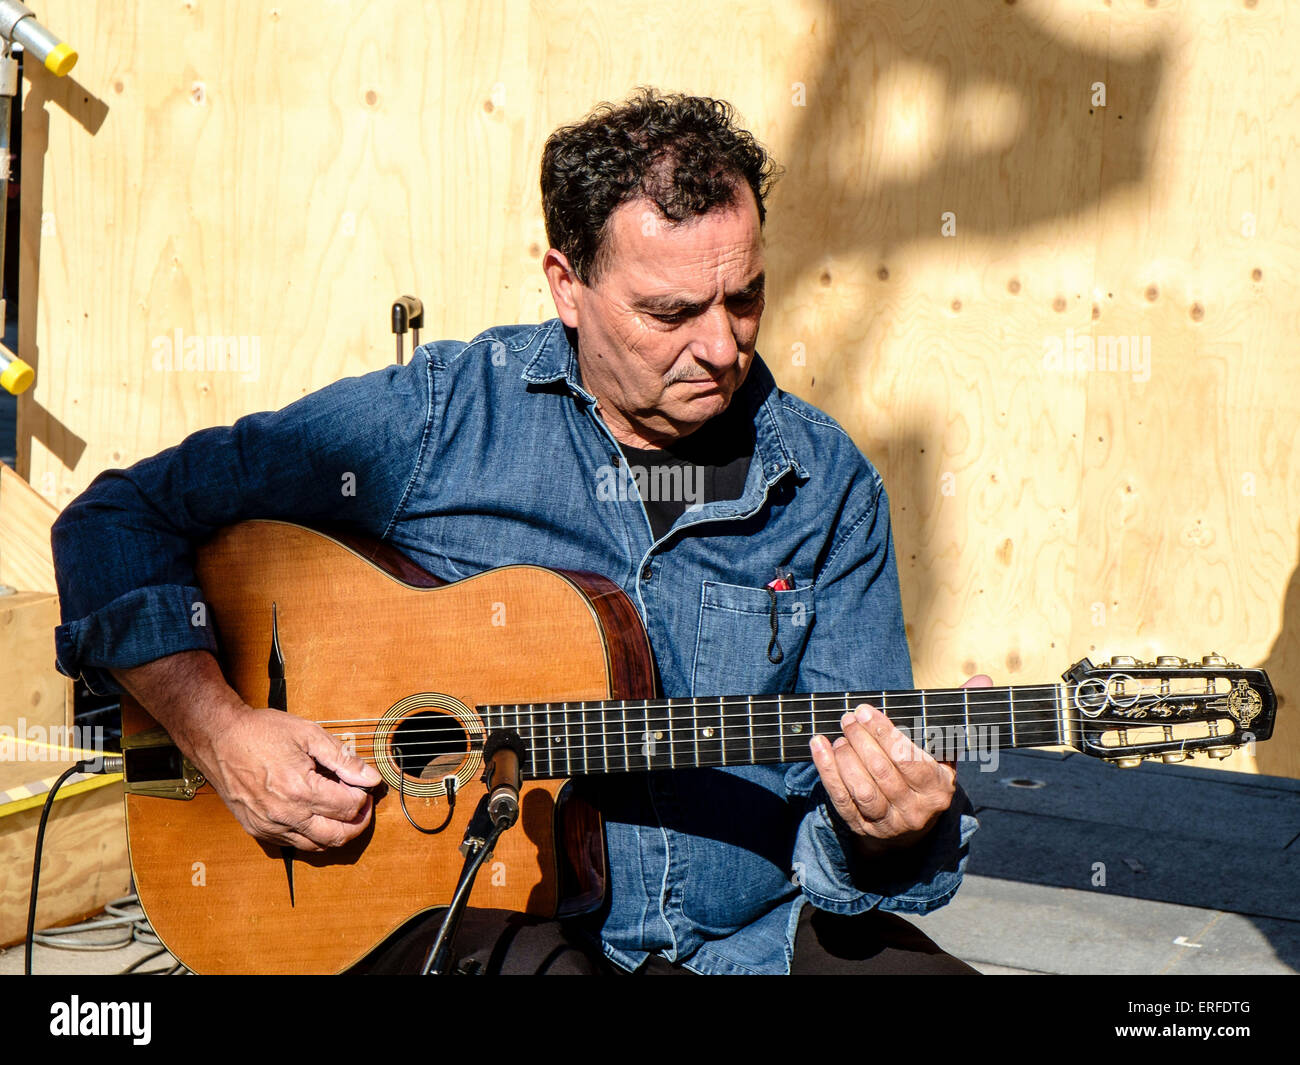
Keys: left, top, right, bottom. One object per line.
{"left": 0, "top": 743, "right": 128, "bottom": 949}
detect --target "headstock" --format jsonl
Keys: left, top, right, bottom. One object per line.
{"left": 1063, "top": 655, "right": 1276, "bottom": 767}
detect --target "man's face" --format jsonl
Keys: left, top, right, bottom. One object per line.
{"left": 545, "top": 183, "right": 765, "bottom": 448}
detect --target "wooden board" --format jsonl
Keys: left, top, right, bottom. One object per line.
{"left": 0, "top": 462, "right": 58, "bottom": 592}
{"left": 15, "top": 0, "right": 1300, "bottom": 777}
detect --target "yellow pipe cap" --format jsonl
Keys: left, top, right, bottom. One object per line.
{"left": 44, "top": 43, "right": 77, "bottom": 78}
{"left": 0, "top": 356, "right": 34, "bottom": 394}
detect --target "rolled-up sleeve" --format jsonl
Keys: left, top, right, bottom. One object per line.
{"left": 784, "top": 470, "right": 979, "bottom": 914}
{"left": 52, "top": 351, "right": 435, "bottom": 694}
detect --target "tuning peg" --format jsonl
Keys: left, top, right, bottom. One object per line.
{"left": 1108, "top": 655, "right": 1138, "bottom": 667}
{"left": 1205, "top": 746, "right": 1234, "bottom": 760}
{"left": 1108, "top": 756, "right": 1143, "bottom": 769}
{"left": 1160, "top": 751, "right": 1188, "bottom": 763}
{"left": 1155, "top": 655, "right": 1187, "bottom": 667}
{"left": 1201, "top": 654, "right": 1227, "bottom": 666}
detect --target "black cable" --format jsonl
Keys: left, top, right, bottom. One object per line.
{"left": 25, "top": 763, "right": 82, "bottom": 976}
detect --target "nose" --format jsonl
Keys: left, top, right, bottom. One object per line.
{"left": 689, "top": 305, "right": 740, "bottom": 373}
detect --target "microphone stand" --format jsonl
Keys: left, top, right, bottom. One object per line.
{"left": 421, "top": 731, "right": 525, "bottom": 975}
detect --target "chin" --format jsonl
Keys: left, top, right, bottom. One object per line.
{"left": 678, "top": 390, "right": 731, "bottom": 425}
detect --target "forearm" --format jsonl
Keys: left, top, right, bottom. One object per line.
{"left": 111, "top": 650, "right": 244, "bottom": 762}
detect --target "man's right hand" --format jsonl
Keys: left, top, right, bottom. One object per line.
{"left": 112, "top": 650, "right": 382, "bottom": 852}
{"left": 188, "top": 705, "right": 383, "bottom": 852}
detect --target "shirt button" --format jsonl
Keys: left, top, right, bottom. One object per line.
{"left": 641, "top": 563, "right": 653, "bottom": 582}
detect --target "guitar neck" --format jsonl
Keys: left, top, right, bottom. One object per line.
{"left": 480, "top": 684, "right": 1067, "bottom": 778}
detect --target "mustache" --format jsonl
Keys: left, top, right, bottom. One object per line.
{"left": 663, "top": 367, "right": 727, "bottom": 386}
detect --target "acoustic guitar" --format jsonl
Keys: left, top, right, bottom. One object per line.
{"left": 120, "top": 520, "right": 1277, "bottom": 973}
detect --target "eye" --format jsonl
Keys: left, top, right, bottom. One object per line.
{"left": 652, "top": 310, "right": 689, "bottom": 324}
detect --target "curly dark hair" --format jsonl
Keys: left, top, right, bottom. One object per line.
{"left": 541, "top": 87, "right": 781, "bottom": 284}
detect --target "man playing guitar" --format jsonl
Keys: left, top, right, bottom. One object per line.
{"left": 52, "top": 88, "right": 986, "bottom": 974}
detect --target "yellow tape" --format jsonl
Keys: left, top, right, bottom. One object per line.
{"left": 0, "top": 772, "right": 122, "bottom": 819}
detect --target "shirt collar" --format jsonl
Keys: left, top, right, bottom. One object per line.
{"left": 521, "top": 318, "right": 807, "bottom": 484}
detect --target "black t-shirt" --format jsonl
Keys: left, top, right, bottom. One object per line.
{"left": 616, "top": 401, "right": 754, "bottom": 541}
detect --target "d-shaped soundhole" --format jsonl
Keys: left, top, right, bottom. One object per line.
{"left": 391, "top": 711, "right": 469, "bottom": 781}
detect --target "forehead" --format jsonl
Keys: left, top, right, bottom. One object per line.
{"left": 599, "top": 186, "right": 763, "bottom": 291}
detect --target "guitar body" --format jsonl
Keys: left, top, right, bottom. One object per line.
{"left": 122, "top": 520, "right": 656, "bottom": 974}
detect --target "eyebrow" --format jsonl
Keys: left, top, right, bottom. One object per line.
{"left": 634, "top": 272, "right": 766, "bottom": 315}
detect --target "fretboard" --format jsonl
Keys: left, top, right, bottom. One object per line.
{"left": 479, "top": 685, "right": 1065, "bottom": 778}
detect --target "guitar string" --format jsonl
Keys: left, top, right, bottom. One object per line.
{"left": 305, "top": 681, "right": 1230, "bottom": 728}
{"left": 333, "top": 715, "right": 1072, "bottom": 749}
{"left": 302, "top": 683, "right": 1068, "bottom": 725}
{"left": 323, "top": 701, "right": 1234, "bottom": 758}
{"left": 315, "top": 693, "right": 1229, "bottom": 744}
{"left": 334, "top": 719, "right": 1218, "bottom": 763}
{"left": 334, "top": 727, "right": 1206, "bottom": 775}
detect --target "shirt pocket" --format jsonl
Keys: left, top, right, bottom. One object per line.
{"left": 690, "top": 580, "right": 815, "bottom": 696}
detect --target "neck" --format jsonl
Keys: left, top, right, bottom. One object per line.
{"left": 479, "top": 682, "right": 1065, "bottom": 779}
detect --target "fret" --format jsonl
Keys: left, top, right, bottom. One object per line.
{"left": 1008, "top": 687, "right": 1017, "bottom": 747}
{"left": 548, "top": 702, "right": 558, "bottom": 772}
{"left": 594, "top": 701, "right": 608, "bottom": 774}
{"left": 538, "top": 703, "right": 551, "bottom": 778}
{"left": 722, "top": 695, "right": 749, "bottom": 765}
{"left": 563, "top": 702, "right": 578, "bottom": 776}
{"left": 748, "top": 695, "right": 755, "bottom": 765}
{"left": 752, "top": 693, "right": 780, "bottom": 765}
{"left": 582, "top": 700, "right": 602, "bottom": 776}
{"left": 812, "top": 692, "right": 837, "bottom": 738}
{"left": 690, "top": 696, "right": 700, "bottom": 768}
{"left": 696, "top": 696, "right": 723, "bottom": 768}
{"left": 619, "top": 700, "right": 630, "bottom": 772}
{"left": 646, "top": 699, "right": 672, "bottom": 771}
{"left": 784, "top": 694, "right": 812, "bottom": 758}
{"left": 1057, "top": 684, "right": 1074, "bottom": 748}
{"left": 644, "top": 702, "right": 676, "bottom": 769}
{"left": 964, "top": 685, "right": 1011, "bottom": 755}
{"left": 776, "top": 693, "right": 786, "bottom": 761}
{"left": 958, "top": 687, "right": 970, "bottom": 760}
{"left": 962, "top": 687, "right": 970, "bottom": 758}
{"left": 625, "top": 700, "right": 648, "bottom": 772}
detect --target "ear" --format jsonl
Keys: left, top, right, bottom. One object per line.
{"left": 542, "top": 250, "right": 582, "bottom": 329}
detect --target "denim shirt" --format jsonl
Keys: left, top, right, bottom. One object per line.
{"left": 51, "top": 318, "right": 978, "bottom": 975}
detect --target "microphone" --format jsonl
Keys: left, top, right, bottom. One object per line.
{"left": 480, "top": 730, "right": 526, "bottom": 829}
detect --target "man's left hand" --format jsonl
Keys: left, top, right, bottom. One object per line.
{"left": 810, "top": 674, "right": 993, "bottom": 860}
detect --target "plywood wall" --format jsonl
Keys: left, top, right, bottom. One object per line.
{"left": 17, "top": 0, "right": 1300, "bottom": 777}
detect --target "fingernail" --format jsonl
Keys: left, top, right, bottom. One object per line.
{"left": 840, "top": 712, "right": 855, "bottom": 729}
{"left": 856, "top": 706, "right": 873, "bottom": 724}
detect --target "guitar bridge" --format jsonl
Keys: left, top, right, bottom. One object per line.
{"left": 121, "top": 726, "right": 206, "bottom": 800}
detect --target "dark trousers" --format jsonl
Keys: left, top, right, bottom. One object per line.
{"left": 349, "top": 903, "right": 979, "bottom": 975}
